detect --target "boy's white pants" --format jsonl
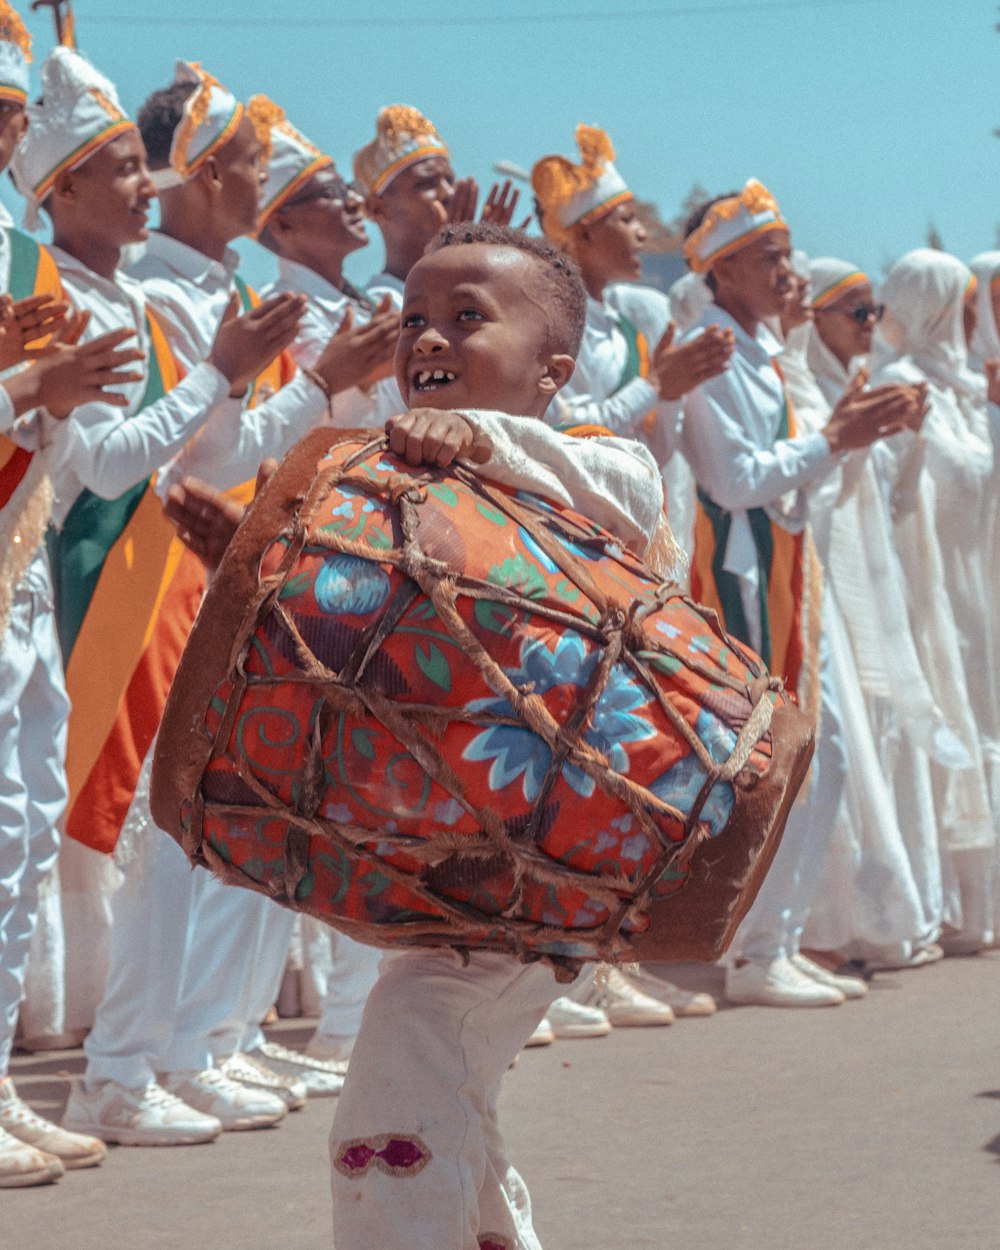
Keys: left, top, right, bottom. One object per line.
{"left": 330, "top": 947, "right": 565, "bottom": 1250}
{"left": 0, "top": 553, "right": 68, "bottom": 1075}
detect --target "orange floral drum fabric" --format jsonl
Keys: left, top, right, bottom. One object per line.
{"left": 152, "top": 431, "right": 805, "bottom": 965}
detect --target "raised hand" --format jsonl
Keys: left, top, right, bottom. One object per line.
{"left": 650, "top": 321, "right": 734, "bottom": 401}
{"left": 445, "top": 176, "right": 480, "bottom": 225}
{"left": 824, "top": 381, "right": 928, "bottom": 454}
{"left": 386, "top": 408, "right": 492, "bottom": 468}
{"left": 209, "top": 291, "right": 306, "bottom": 397}
{"left": 164, "top": 476, "right": 245, "bottom": 572}
{"left": 164, "top": 458, "right": 276, "bottom": 572}
{"left": 479, "top": 180, "right": 520, "bottom": 228}
{"left": 313, "top": 296, "right": 401, "bottom": 394}
{"left": 0, "top": 292, "right": 72, "bottom": 371}
{"left": 12, "top": 324, "right": 144, "bottom": 419}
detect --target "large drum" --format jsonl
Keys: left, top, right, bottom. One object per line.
{"left": 151, "top": 429, "right": 814, "bottom": 968}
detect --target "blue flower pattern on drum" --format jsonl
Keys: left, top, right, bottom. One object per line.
{"left": 314, "top": 554, "right": 390, "bottom": 616}
{"left": 463, "top": 633, "right": 654, "bottom": 801}
{"left": 648, "top": 710, "right": 736, "bottom": 835}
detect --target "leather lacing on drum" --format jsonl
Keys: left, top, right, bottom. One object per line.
{"left": 188, "top": 433, "right": 785, "bottom": 972}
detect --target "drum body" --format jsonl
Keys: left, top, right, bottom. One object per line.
{"left": 151, "top": 431, "right": 813, "bottom": 966}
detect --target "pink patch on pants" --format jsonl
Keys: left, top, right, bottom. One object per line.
{"left": 333, "top": 1133, "right": 432, "bottom": 1179}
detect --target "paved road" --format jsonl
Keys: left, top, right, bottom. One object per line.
{"left": 6, "top": 953, "right": 1000, "bottom": 1250}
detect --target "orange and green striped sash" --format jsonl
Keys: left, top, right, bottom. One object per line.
{"left": 234, "top": 273, "right": 296, "bottom": 408}
{"left": 614, "top": 313, "right": 650, "bottom": 395}
{"left": 690, "top": 387, "right": 806, "bottom": 695}
{"left": 49, "top": 313, "right": 210, "bottom": 853}
{"left": 0, "top": 232, "right": 63, "bottom": 509}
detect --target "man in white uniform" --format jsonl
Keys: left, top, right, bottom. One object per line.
{"left": 680, "top": 181, "right": 922, "bottom": 1006}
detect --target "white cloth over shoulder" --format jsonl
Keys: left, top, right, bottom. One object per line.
{"left": 969, "top": 250, "right": 1000, "bottom": 373}
{"left": 459, "top": 408, "right": 662, "bottom": 554}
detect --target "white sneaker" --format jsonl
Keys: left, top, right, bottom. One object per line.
{"left": 219, "top": 1052, "right": 307, "bottom": 1110}
{"left": 63, "top": 1080, "right": 222, "bottom": 1146}
{"left": 866, "top": 942, "right": 944, "bottom": 971}
{"left": 524, "top": 1018, "right": 556, "bottom": 1048}
{"left": 546, "top": 997, "right": 612, "bottom": 1039}
{"left": 162, "top": 1068, "right": 286, "bottom": 1131}
{"left": 580, "top": 965, "right": 675, "bottom": 1026}
{"left": 248, "top": 1041, "right": 347, "bottom": 1097}
{"left": 619, "top": 965, "right": 717, "bottom": 1017}
{"left": 306, "top": 1033, "right": 355, "bottom": 1064}
{"left": 725, "top": 958, "right": 845, "bottom": 1007}
{"left": 0, "top": 1125, "right": 62, "bottom": 1187}
{"left": 791, "top": 954, "right": 868, "bottom": 1000}
{"left": 0, "top": 1078, "right": 105, "bottom": 1168}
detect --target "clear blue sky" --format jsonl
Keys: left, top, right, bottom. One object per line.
{"left": 3, "top": 0, "right": 997, "bottom": 292}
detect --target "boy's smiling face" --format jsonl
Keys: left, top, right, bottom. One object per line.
{"left": 396, "top": 243, "right": 574, "bottom": 418}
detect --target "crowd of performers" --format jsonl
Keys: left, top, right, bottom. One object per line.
{"left": 0, "top": 3, "right": 997, "bottom": 1243}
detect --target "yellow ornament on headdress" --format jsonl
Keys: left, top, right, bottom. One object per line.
{"left": 0, "top": 0, "right": 31, "bottom": 105}
{"left": 531, "top": 124, "right": 632, "bottom": 247}
{"left": 683, "top": 179, "right": 786, "bottom": 275}
{"left": 163, "top": 61, "right": 244, "bottom": 187}
{"left": 352, "top": 104, "right": 448, "bottom": 199}
{"left": 250, "top": 95, "right": 334, "bottom": 233}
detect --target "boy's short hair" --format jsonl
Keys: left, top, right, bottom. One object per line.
{"left": 426, "top": 222, "right": 587, "bottom": 358}
{"left": 683, "top": 192, "right": 738, "bottom": 292}
{"left": 136, "top": 81, "right": 197, "bottom": 169}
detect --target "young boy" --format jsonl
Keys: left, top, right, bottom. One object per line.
{"left": 680, "top": 181, "right": 923, "bottom": 1007}
{"left": 167, "top": 222, "right": 663, "bottom": 1250}
{"left": 352, "top": 105, "right": 519, "bottom": 427}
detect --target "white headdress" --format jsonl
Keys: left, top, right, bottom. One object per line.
{"left": 10, "top": 46, "right": 133, "bottom": 230}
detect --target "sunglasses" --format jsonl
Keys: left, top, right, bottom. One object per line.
{"left": 285, "top": 178, "right": 357, "bottom": 210}
{"left": 817, "top": 303, "right": 884, "bottom": 325}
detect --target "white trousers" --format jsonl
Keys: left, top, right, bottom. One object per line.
{"left": 219, "top": 894, "right": 296, "bottom": 1057}
{"left": 84, "top": 748, "right": 288, "bottom": 1085}
{"left": 0, "top": 557, "right": 69, "bottom": 1075}
{"left": 315, "top": 933, "right": 382, "bottom": 1045}
{"left": 734, "top": 615, "right": 848, "bottom": 964}
{"left": 330, "top": 948, "right": 565, "bottom": 1250}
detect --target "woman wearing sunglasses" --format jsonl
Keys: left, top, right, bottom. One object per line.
{"left": 805, "top": 259, "right": 882, "bottom": 400}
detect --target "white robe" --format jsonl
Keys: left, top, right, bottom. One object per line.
{"left": 873, "top": 249, "right": 996, "bottom": 945}
{"left": 780, "top": 321, "right": 936, "bottom": 960}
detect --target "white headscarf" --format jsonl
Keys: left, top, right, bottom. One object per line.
{"left": 876, "top": 247, "right": 984, "bottom": 403}
{"left": 968, "top": 250, "right": 1000, "bottom": 374}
